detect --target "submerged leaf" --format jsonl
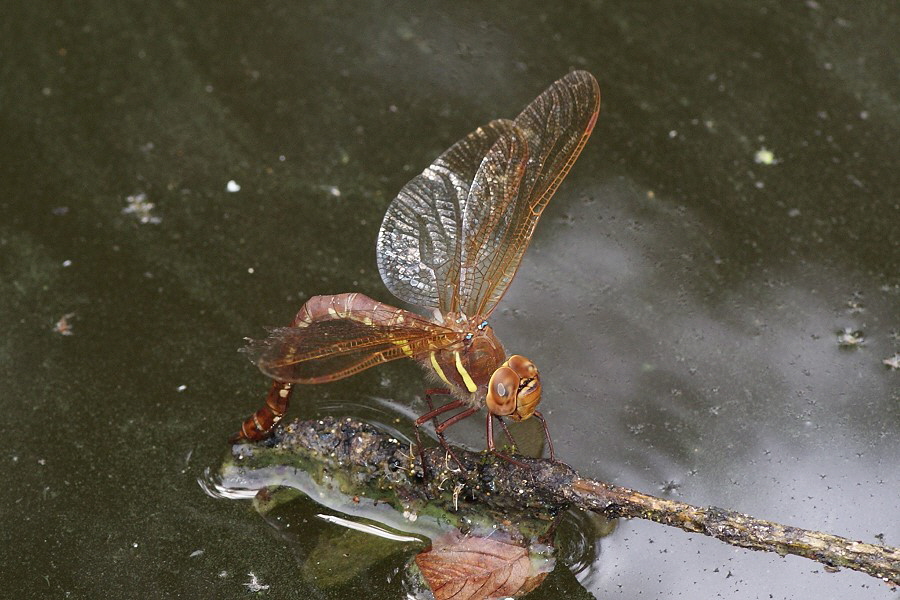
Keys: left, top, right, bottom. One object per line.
{"left": 415, "top": 532, "right": 548, "bottom": 599}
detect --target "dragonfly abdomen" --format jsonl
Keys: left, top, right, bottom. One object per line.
{"left": 294, "top": 292, "right": 410, "bottom": 327}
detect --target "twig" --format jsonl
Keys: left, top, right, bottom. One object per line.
{"left": 225, "top": 417, "right": 900, "bottom": 588}
{"left": 565, "top": 478, "right": 899, "bottom": 586}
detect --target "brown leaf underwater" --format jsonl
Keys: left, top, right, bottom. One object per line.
{"left": 415, "top": 532, "right": 548, "bottom": 599}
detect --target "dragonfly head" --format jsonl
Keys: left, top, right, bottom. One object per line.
{"left": 485, "top": 354, "right": 542, "bottom": 421}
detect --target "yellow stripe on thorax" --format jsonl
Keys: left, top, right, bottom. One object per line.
{"left": 454, "top": 351, "right": 478, "bottom": 393}
{"left": 430, "top": 352, "right": 452, "bottom": 387}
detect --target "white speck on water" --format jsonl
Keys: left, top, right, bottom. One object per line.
{"left": 278, "top": 155, "right": 286, "bottom": 162}
{"left": 53, "top": 313, "right": 76, "bottom": 336}
{"left": 883, "top": 354, "right": 900, "bottom": 370}
{"left": 754, "top": 147, "right": 777, "bottom": 165}
{"left": 226, "top": 180, "right": 241, "bottom": 193}
{"left": 846, "top": 294, "right": 865, "bottom": 314}
{"left": 326, "top": 185, "right": 341, "bottom": 198}
{"left": 859, "top": 110, "right": 869, "bottom": 120}
{"left": 122, "top": 192, "right": 161, "bottom": 224}
{"left": 787, "top": 208, "right": 801, "bottom": 217}
{"left": 176, "top": 384, "right": 187, "bottom": 392}
{"left": 668, "top": 129, "right": 678, "bottom": 138}
{"left": 247, "top": 267, "right": 255, "bottom": 274}
{"left": 62, "top": 259, "right": 72, "bottom": 267}
{"left": 189, "top": 549, "right": 204, "bottom": 558}
{"left": 244, "top": 572, "right": 270, "bottom": 592}
{"left": 837, "top": 328, "right": 864, "bottom": 348}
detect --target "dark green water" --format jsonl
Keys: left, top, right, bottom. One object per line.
{"left": 2, "top": 2, "right": 897, "bottom": 598}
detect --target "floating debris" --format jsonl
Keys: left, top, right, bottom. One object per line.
{"left": 846, "top": 295, "right": 865, "bottom": 314}
{"left": 53, "top": 313, "right": 76, "bottom": 336}
{"left": 226, "top": 180, "right": 241, "bottom": 193}
{"left": 883, "top": 354, "right": 900, "bottom": 370}
{"left": 754, "top": 147, "right": 778, "bottom": 165}
{"left": 836, "top": 328, "right": 864, "bottom": 348}
{"left": 243, "top": 572, "right": 270, "bottom": 592}
{"left": 122, "top": 192, "right": 161, "bottom": 224}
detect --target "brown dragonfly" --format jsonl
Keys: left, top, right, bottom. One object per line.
{"left": 232, "top": 70, "right": 600, "bottom": 459}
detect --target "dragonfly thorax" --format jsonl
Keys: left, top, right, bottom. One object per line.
{"left": 423, "top": 315, "right": 506, "bottom": 403}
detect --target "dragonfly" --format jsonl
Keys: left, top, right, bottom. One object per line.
{"left": 232, "top": 70, "right": 600, "bottom": 460}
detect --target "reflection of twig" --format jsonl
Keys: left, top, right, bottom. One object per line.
{"left": 238, "top": 417, "right": 900, "bottom": 587}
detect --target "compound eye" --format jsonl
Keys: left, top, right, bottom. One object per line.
{"left": 486, "top": 366, "right": 519, "bottom": 417}
{"left": 506, "top": 354, "right": 538, "bottom": 379}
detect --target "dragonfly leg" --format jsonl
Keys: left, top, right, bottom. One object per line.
{"left": 424, "top": 388, "right": 452, "bottom": 401}
{"left": 532, "top": 410, "right": 556, "bottom": 461}
{"left": 494, "top": 415, "right": 519, "bottom": 449}
{"left": 435, "top": 406, "right": 480, "bottom": 433}
{"left": 416, "top": 396, "right": 464, "bottom": 426}
{"left": 415, "top": 395, "right": 464, "bottom": 468}
{"left": 422, "top": 388, "right": 452, "bottom": 427}
{"left": 487, "top": 413, "right": 528, "bottom": 468}
{"left": 433, "top": 405, "right": 479, "bottom": 468}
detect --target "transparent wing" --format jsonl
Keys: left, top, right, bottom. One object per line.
{"left": 455, "top": 127, "right": 529, "bottom": 313}
{"left": 460, "top": 70, "right": 601, "bottom": 317}
{"left": 376, "top": 119, "right": 519, "bottom": 313}
{"left": 243, "top": 306, "right": 462, "bottom": 384}
{"left": 377, "top": 70, "right": 600, "bottom": 318}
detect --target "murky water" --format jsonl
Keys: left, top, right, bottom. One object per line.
{"left": 2, "top": 2, "right": 897, "bottom": 598}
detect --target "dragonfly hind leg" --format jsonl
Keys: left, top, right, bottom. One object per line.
{"left": 415, "top": 390, "right": 468, "bottom": 468}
